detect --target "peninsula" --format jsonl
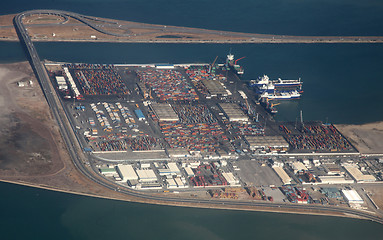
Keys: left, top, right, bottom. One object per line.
{"left": 1, "top": 10, "right": 383, "bottom": 225}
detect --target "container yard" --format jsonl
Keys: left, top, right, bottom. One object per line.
{"left": 280, "top": 185, "right": 312, "bottom": 204}
{"left": 65, "top": 63, "right": 130, "bottom": 96}
{"left": 277, "top": 122, "right": 357, "bottom": 153}
{"left": 45, "top": 62, "right": 360, "bottom": 160}
{"left": 136, "top": 68, "right": 198, "bottom": 102}
{"left": 149, "top": 103, "right": 179, "bottom": 122}
{"left": 43, "top": 60, "right": 383, "bottom": 204}
{"left": 185, "top": 65, "right": 228, "bottom": 99}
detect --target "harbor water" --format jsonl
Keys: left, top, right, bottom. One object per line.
{"left": 1, "top": 182, "right": 383, "bottom": 240}
{"left": 1, "top": 0, "right": 383, "bottom": 239}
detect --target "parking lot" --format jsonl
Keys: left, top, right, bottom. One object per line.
{"left": 236, "top": 160, "right": 283, "bottom": 186}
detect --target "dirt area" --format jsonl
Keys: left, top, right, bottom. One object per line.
{"left": 362, "top": 185, "right": 383, "bottom": 210}
{"left": 0, "top": 12, "right": 251, "bottom": 43}
{"left": 0, "top": 14, "right": 17, "bottom": 40}
{"left": 0, "top": 62, "right": 137, "bottom": 199}
{"left": 336, "top": 122, "right": 383, "bottom": 154}
{"left": 0, "top": 14, "right": 14, "bottom": 26}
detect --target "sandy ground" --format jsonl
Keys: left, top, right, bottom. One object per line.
{"left": 1, "top": 12, "right": 380, "bottom": 44}
{"left": 363, "top": 185, "right": 383, "bottom": 210}
{"left": 0, "top": 13, "right": 249, "bottom": 42}
{"left": 336, "top": 122, "right": 383, "bottom": 154}
{"left": 0, "top": 62, "right": 134, "bottom": 199}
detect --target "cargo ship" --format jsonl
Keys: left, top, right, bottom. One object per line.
{"left": 226, "top": 53, "right": 245, "bottom": 75}
{"left": 250, "top": 75, "right": 303, "bottom": 92}
{"left": 260, "top": 90, "right": 301, "bottom": 100}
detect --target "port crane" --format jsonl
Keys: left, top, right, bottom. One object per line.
{"left": 209, "top": 55, "right": 219, "bottom": 73}
{"left": 271, "top": 102, "right": 280, "bottom": 108}
{"left": 234, "top": 56, "right": 246, "bottom": 65}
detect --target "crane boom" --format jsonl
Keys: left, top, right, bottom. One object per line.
{"left": 209, "top": 55, "right": 219, "bottom": 73}
{"left": 234, "top": 56, "right": 246, "bottom": 65}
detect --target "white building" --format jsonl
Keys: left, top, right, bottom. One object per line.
{"left": 136, "top": 169, "right": 157, "bottom": 182}
{"left": 222, "top": 172, "right": 240, "bottom": 185}
{"left": 167, "top": 178, "right": 178, "bottom": 189}
{"left": 174, "top": 177, "right": 186, "bottom": 188}
{"left": 342, "top": 189, "right": 364, "bottom": 204}
{"left": 344, "top": 165, "right": 376, "bottom": 183}
{"left": 116, "top": 164, "right": 138, "bottom": 182}
{"left": 290, "top": 161, "right": 308, "bottom": 174}
{"left": 167, "top": 162, "right": 181, "bottom": 175}
{"left": 318, "top": 176, "right": 354, "bottom": 184}
{"left": 272, "top": 166, "right": 291, "bottom": 185}
{"left": 184, "top": 167, "right": 195, "bottom": 177}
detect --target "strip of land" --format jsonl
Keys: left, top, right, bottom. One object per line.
{"left": 1, "top": 12, "right": 383, "bottom": 43}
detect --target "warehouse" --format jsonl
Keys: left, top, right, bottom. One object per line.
{"left": 290, "top": 161, "right": 308, "bottom": 174}
{"left": 167, "top": 178, "right": 178, "bottom": 189}
{"left": 174, "top": 177, "right": 186, "bottom": 188}
{"left": 150, "top": 103, "right": 179, "bottom": 122}
{"left": 167, "top": 162, "right": 181, "bottom": 175}
{"left": 136, "top": 169, "right": 158, "bottom": 182}
{"left": 323, "top": 164, "right": 343, "bottom": 175}
{"left": 99, "top": 167, "right": 117, "bottom": 176}
{"left": 201, "top": 79, "right": 227, "bottom": 97}
{"left": 342, "top": 189, "right": 364, "bottom": 204}
{"left": 272, "top": 166, "right": 291, "bottom": 185}
{"left": 245, "top": 136, "right": 289, "bottom": 151}
{"left": 222, "top": 172, "right": 240, "bottom": 185}
{"left": 184, "top": 166, "right": 195, "bottom": 177}
{"left": 344, "top": 165, "right": 376, "bottom": 183}
{"left": 219, "top": 103, "right": 248, "bottom": 122}
{"left": 166, "top": 148, "right": 190, "bottom": 158}
{"left": 55, "top": 76, "right": 68, "bottom": 90}
{"left": 155, "top": 64, "right": 175, "bottom": 69}
{"left": 116, "top": 164, "right": 138, "bottom": 182}
{"left": 318, "top": 176, "right": 354, "bottom": 184}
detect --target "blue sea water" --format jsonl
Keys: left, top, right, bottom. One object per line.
{"left": 1, "top": 1, "right": 383, "bottom": 239}
{"left": 1, "top": 182, "right": 383, "bottom": 240}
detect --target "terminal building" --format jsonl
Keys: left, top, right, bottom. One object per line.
{"left": 219, "top": 103, "right": 248, "bottom": 122}
{"left": 150, "top": 103, "right": 179, "bottom": 122}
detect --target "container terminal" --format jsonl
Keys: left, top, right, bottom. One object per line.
{"left": 43, "top": 57, "right": 383, "bottom": 212}
{"left": 10, "top": 10, "right": 383, "bottom": 223}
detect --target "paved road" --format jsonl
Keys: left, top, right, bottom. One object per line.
{"left": 13, "top": 10, "right": 383, "bottom": 225}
